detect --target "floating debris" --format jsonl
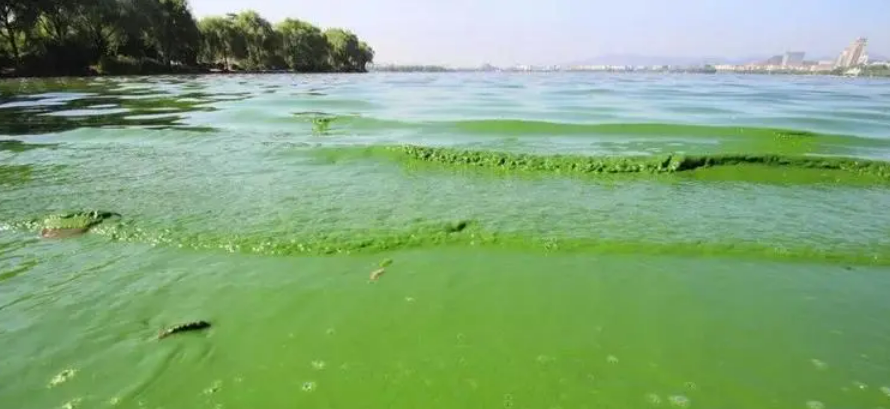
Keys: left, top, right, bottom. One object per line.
{"left": 606, "top": 355, "right": 619, "bottom": 364}
{"left": 379, "top": 258, "right": 394, "bottom": 268}
{"left": 684, "top": 381, "right": 698, "bottom": 391}
{"left": 806, "top": 401, "right": 825, "bottom": 409}
{"left": 311, "top": 116, "right": 334, "bottom": 135}
{"left": 49, "top": 369, "right": 76, "bottom": 387}
{"left": 158, "top": 320, "right": 211, "bottom": 339}
{"left": 880, "top": 386, "right": 890, "bottom": 397}
{"left": 301, "top": 381, "right": 316, "bottom": 392}
{"left": 311, "top": 360, "right": 326, "bottom": 370}
{"left": 370, "top": 268, "right": 385, "bottom": 281}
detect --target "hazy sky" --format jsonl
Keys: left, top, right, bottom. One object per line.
{"left": 190, "top": 0, "right": 890, "bottom": 66}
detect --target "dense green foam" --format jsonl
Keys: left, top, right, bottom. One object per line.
{"left": 4, "top": 217, "right": 886, "bottom": 266}
{"left": 374, "top": 145, "right": 890, "bottom": 184}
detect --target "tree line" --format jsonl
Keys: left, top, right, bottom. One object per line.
{"left": 0, "top": 0, "right": 374, "bottom": 77}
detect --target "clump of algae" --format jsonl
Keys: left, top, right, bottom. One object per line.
{"left": 42, "top": 213, "right": 104, "bottom": 230}
{"left": 385, "top": 145, "right": 890, "bottom": 179}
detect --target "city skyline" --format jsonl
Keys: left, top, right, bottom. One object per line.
{"left": 368, "top": 35, "right": 886, "bottom": 74}
{"left": 189, "top": 0, "right": 890, "bottom": 66}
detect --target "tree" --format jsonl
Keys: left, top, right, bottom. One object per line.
{"left": 0, "top": 0, "right": 40, "bottom": 62}
{"left": 36, "top": 0, "right": 80, "bottom": 46}
{"left": 356, "top": 41, "right": 374, "bottom": 72}
{"left": 324, "top": 28, "right": 373, "bottom": 72}
{"left": 198, "top": 16, "right": 226, "bottom": 67}
{"left": 276, "top": 19, "right": 329, "bottom": 72}
{"left": 143, "top": 0, "right": 200, "bottom": 66}
{"left": 75, "top": 0, "right": 124, "bottom": 57}
{"left": 0, "top": 1, "right": 374, "bottom": 76}
{"left": 232, "top": 11, "right": 279, "bottom": 69}
{"left": 198, "top": 16, "right": 248, "bottom": 70}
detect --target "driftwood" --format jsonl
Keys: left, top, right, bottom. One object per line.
{"left": 157, "top": 320, "right": 211, "bottom": 339}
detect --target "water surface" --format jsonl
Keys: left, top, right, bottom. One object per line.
{"left": 2, "top": 73, "right": 890, "bottom": 409}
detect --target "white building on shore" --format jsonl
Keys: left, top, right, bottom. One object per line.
{"left": 836, "top": 38, "right": 867, "bottom": 68}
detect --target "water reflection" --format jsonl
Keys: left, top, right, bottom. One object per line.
{"left": 0, "top": 77, "right": 256, "bottom": 136}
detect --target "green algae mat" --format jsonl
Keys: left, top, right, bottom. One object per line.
{"left": 2, "top": 74, "right": 890, "bottom": 409}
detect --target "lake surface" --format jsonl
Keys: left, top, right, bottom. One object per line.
{"left": 2, "top": 73, "right": 890, "bottom": 409}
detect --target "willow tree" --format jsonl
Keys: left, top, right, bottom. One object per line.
{"left": 232, "top": 11, "right": 280, "bottom": 69}
{"left": 143, "top": 0, "right": 200, "bottom": 66}
{"left": 324, "top": 28, "right": 373, "bottom": 72}
{"left": 276, "top": 19, "right": 329, "bottom": 72}
{"left": 198, "top": 16, "right": 240, "bottom": 69}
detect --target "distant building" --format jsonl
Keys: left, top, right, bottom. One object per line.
{"left": 836, "top": 50, "right": 848, "bottom": 67}
{"left": 782, "top": 51, "right": 806, "bottom": 67}
{"left": 836, "top": 38, "right": 867, "bottom": 68}
{"left": 811, "top": 63, "right": 835, "bottom": 72}
{"left": 765, "top": 55, "right": 783, "bottom": 65}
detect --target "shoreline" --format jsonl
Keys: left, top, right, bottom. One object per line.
{"left": 2, "top": 68, "right": 888, "bottom": 80}
{"left": 0, "top": 68, "right": 371, "bottom": 81}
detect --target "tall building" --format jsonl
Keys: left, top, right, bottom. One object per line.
{"left": 782, "top": 52, "right": 805, "bottom": 67}
{"left": 836, "top": 38, "right": 868, "bottom": 68}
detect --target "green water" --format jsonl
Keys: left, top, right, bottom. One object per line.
{"left": 2, "top": 73, "right": 890, "bottom": 409}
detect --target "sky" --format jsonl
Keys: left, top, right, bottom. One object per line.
{"left": 189, "top": 0, "right": 890, "bottom": 67}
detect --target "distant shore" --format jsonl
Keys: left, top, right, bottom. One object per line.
{"left": 2, "top": 66, "right": 888, "bottom": 80}
{"left": 367, "top": 63, "right": 889, "bottom": 77}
